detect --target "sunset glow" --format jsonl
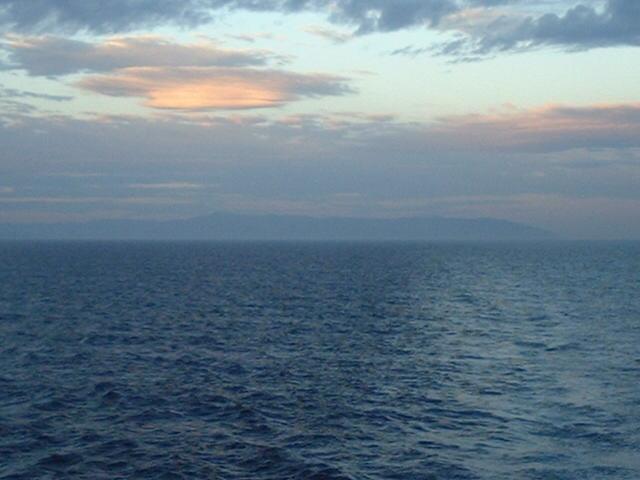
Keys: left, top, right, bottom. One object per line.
{"left": 0, "top": 0, "right": 639, "bottom": 238}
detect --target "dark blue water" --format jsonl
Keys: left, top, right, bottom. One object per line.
{"left": 1, "top": 241, "right": 639, "bottom": 479}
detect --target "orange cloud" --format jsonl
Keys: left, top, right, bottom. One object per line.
{"left": 78, "top": 67, "right": 352, "bottom": 110}
{"left": 147, "top": 79, "right": 284, "bottom": 110}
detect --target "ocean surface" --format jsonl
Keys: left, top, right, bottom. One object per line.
{"left": 1, "top": 241, "right": 639, "bottom": 479}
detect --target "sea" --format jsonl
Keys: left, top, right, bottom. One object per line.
{"left": 1, "top": 241, "right": 639, "bottom": 479}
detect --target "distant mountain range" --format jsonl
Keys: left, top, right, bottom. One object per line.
{"left": 0, "top": 212, "right": 555, "bottom": 241}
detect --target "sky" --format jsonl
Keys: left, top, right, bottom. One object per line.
{"left": 0, "top": 0, "right": 639, "bottom": 238}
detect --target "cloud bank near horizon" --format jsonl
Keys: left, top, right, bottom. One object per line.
{"left": 1, "top": 101, "right": 639, "bottom": 237}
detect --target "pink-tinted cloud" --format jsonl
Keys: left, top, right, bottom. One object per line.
{"left": 433, "top": 103, "right": 640, "bottom": 152}
{"left": 77, "top": 67, "right": 352, "bottom": 110}
{"left": 3, "top": 34, "right": 353, "bottom": 111}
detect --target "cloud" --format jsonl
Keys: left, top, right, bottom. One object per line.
{"left": 438, "top": 0, "right": 640, "bottom": 56}
{"left": 3, "top": 1, "right": 636, "bottom": 56}
{"left": 129, "top": 182, "right": 203, "bottom": 189}
{"left": 0, "top": 186, "right": 15, "bottom": 194}
{"left": 0, "top": 86, "right": 73, "bottom": 101}
{"left": 0, "top": 0, "right": 216, "bottom": 34}
{"left": 3, "top": 35, "right": 275, "bottom": 76}
{"left": 2, "top": 35, "right": 353, "bottom": 111}
{"left": 304, "top": 26, "right": 353, "bottom": 43}
{"left": 2, "top": 101, "right": 640, "bottom": 236}
{"left": 433, "top": 103, "right": 640, "bottom": 152}
{"left": 325, "top": 0, "right": 458, "bottom": 33}
{"left": 77, "top": 66, "right": 353, "bottom": 110}
{"left": 227, "top": 32, "right": 278, "bottom": 43}
{"left": 0, "top": 87, "right": 72, "bottom": 117}
{"left": 46, "top": 172, "right": 105, "bottom": 178}
{"left": 390, "top": 45, "right": 432, "bottom": 57}
{"left": 3, "top": 100, "right": 639, "bottom": 178}
{"left": 0, "top": 0, "right": 460, "bottom": 34}
{"left": 3, "top": 100, "right": 636, "bottom": 161}
{"left": 0, "top": 196, "right": 193, "bottom": 205}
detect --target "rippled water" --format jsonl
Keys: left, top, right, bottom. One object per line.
{"left": 1, "top": 241, "right": 639, "bottom": 479}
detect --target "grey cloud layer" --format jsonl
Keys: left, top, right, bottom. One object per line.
{"left": 2, "top": 104, "right": 639, "bottom": 236}
{"left": 431, "top": 103, "right": 640, "bottom": 153}
{"left": 429, "top": 0, "right": 640, "bottom": 57}
{"left": 3, "top": 102, "right": 639, "bottom": 169}
{"left": 0, "top": 0, "right": 456, "bottom": 33}
{"left": 0, "top": 1, "right": 565, "bottom": 36}
{"left": 2, "top": 1, "right": 637, "bottom": 54}
{"left": 0, "top": 0, "right": 214, "bottom": 33}
{"left": 3, "top": 36, "right": 274, "bottom": 76}
{"left": 0, "top": 86, "right": 72, "bottom": 101}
